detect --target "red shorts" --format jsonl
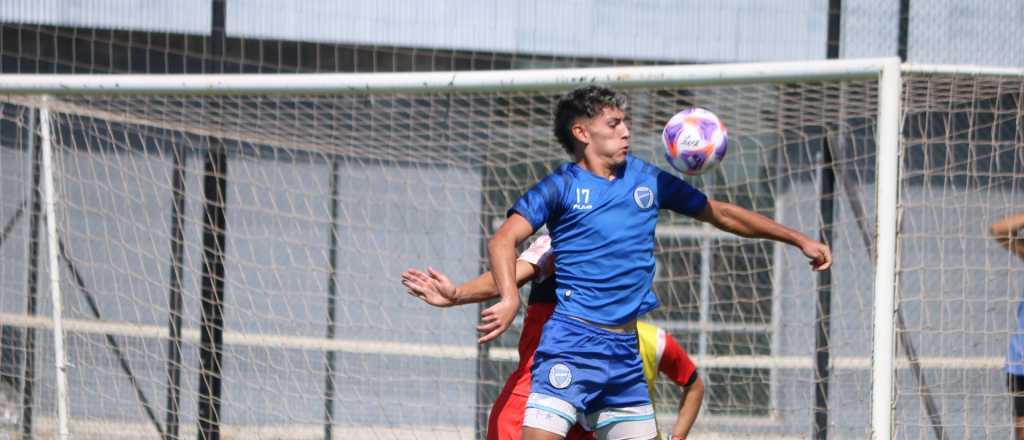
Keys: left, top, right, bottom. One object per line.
{"left": 486, "top": 303, "right": 592, "bottom": 440}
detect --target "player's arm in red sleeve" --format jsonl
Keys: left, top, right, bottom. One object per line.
{"left": 658, "top": 331, "right": 703, "bottom": 440}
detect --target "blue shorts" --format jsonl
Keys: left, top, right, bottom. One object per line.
{"left": 524, "top": 312, "right": 655, "bottom": 436}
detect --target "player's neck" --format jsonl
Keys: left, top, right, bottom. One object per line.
{"left": 575, "top": 153, "right": 621, "bottom": 181}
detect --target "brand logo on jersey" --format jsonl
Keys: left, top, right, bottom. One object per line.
{"left": 573, "top": 187, "right": 593, "bottom": 210}
{"left": 549, "top": 363, "right": 572, "bottom": 389}
{"left": 633, "top": 186, "right": 654, "bottom": 209}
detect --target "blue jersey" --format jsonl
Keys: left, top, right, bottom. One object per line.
{"left": 1009, "top": 299, "right": 1024, "bottom": 375}
{"left": 510, "top": 155, "right": 707, "bottom": 325}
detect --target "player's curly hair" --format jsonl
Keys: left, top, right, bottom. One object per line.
{"left": 553, "top": 85, "right": 628, "bottom": 157}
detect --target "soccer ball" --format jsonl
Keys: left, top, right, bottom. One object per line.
{"left": 662, "top": 107, "right": 728, "bottom": 176}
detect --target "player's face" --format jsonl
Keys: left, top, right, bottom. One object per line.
{"left": 580, "top": 106, "right": 630, "bottom": 166}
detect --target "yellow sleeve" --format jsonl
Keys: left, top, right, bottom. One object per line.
{"left": 637, "top": 321, "right": 664, "bottom": 440}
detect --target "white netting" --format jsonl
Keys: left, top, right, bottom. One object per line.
{"left": 0, "top": 75, "right": 886, "bottom": 440}
{"left": 11, "top": 69, "right": 1022, "bottom": 439}
{"left": 893, "top": 74, "right": 1024, "bottom": 439}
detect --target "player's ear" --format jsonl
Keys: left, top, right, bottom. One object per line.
{"left": 571, "top": 122, "right": 589, "bottom": 146}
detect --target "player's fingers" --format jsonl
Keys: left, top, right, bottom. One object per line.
{"left": 815, "top": 258, "right": 833, "bottom": 271}
{"left": 426, "top": 267, "right": 448, "bottom": 282}
{"left": 408, "top": 270, "right": 432, "bottom": 284}
{"left": 477, "top": 325, "right": 506, "bottom": 344}
{"left": 402, "top": 280, "right": 427, "bottom": 298}
{"left": 412, "top": 277, "right": 435, "bottom": 291}
{"left": 811, "top": 256, "right": 830, "bottom": 271}
{"left": 817, "top": 248, "right": 833, "bottom": 270}
{"left": 403, "top": 268, "right": 427, "bottom": 279}
{"left": 476, "top": 321, "right": 499, "bottom": 333}
{"left": 481, "top": 304, "right": 499, "bottom": 316}
{"left": 404, "top": 288, "right": 426, "bottom": 300}
{"left": 401, "top": 274, "right": 420, "bottom": 287}
{"left": 404, "top": 277, "right": 430, "bottom": 293}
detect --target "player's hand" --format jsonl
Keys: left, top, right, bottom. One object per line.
{"left": 801, "top": 239, "right": 832, "bottom": 271}
{"left": 402, "top": 267, "right": 459, "bottom": 307}
{"left": 477, "top": 295, "right": 520, "bottom": 344}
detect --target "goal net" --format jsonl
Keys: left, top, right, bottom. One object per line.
{"left": 0, "top": 60, "right": 1021, "bottom": 439}
{"left": 893, "top": 71, "right": 1024, "bottom": 439}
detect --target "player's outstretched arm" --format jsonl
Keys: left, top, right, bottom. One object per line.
{"left": 670, "top": 376, "right": 704, "bottom": 440}
{"left": 695, "top": 199, "right": 832, "bottom": 271}
{"left": 991, "top": 213, "right": 1024, "bottom": 260}
{"left": 401, "top": 261, "right": 539, "bottom": 307}
{"left": 481, "top": 213, "right": 535, "bottom": 343}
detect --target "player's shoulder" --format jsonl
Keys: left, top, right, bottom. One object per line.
{"left": 538, "top": 162, "right": 576, "bottom": 184}
{"left": 626, "top": 154, "right": 664, "bottom": 180}
{"left": 532, "top": 163, "right": 577, "bottom": 197}
{"left": 527, "top": 163, "right": 568, "bottom": 189}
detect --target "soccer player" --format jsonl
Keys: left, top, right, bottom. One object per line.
{"left": 485, "top": 85, "right": 831, "bottom": 440}
{"left": 992, "top": 213, "right": 1024, "bottom": 440}
{"left": 402, "top": 235, "right": 704, "bottom": 440}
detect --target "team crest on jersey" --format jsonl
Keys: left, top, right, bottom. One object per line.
{"left": 549, "top": 363, "right": 572, "bottom": 389}
{"left": 633, "top": 186, "right": 654, "bottom": 209}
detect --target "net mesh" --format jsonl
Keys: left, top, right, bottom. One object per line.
{"left": 893, "top": 73, "right": 1024, "bottom": 440}
{"left": 0, "top": 70, "right": 1019, "bottom": 439}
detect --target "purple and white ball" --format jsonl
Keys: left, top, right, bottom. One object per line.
{"left": 662, "top": 107, "right": 728, "bottom": 176}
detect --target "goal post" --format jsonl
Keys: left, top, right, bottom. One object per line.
{"left": 872, "top": 58, "right": 901, "bottom": 440}
{"left": 1, "top": 58, "right": 1023, "bottom": 440}
{"left": 0, "top": 58, "right": 885, "bottom": 95}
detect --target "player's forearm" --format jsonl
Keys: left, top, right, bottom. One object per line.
{"left": 702, "top": 200, "right": 807, "bottom": 247}
{"left": 455, "top": 261, "right": 537, "bottom": 304}
{"left": 487, "top": 232, "right": 522, "bottom": 303}
{"left": 454, "top": 272, "right": 502, "bottom": 304}
{"left": 671, "top": 378, "right": 704, "bottom": 440}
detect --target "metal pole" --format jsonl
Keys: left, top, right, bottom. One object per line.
{"left": 165, "top": 143, "right": 186, "bottom": 440}
{"left": 897, "top": 0, "right": 910, "bottom": 62}
{"left": 324, "top": 159, "right": 340, "bottom": 440}
{"left": 814, "top": 2, "right": 841, "bottom": 438}
{"left": 197, "top": 141, "right": 227, "bottom": 440}
{"left": 40, "top": 101, "right": 71, "bottom": 440}
{"left": 197, "top": 2, "right": 227, "bottom": 439}
{"left": 0, "top": 58, "right": 892, "bottom": 96}
{"left": 814, "top": 144, "right": 836, "bottom": 440}
{"left": 21, "top": 107, "right": 40, "bottom": 440}
{"left": 870, "top": 58, "right": 902, "bottom": 440}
